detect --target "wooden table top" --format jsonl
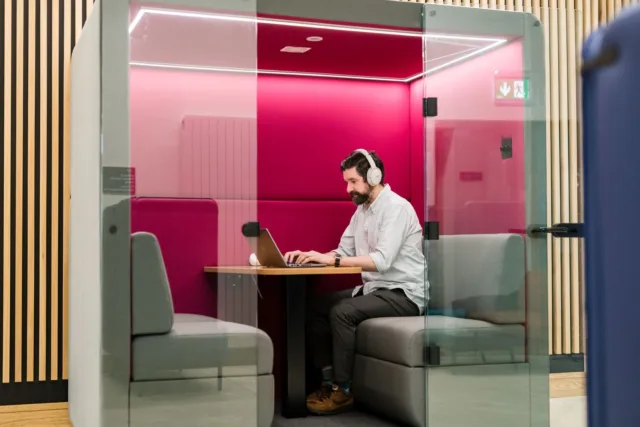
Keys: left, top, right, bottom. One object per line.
{"left": 204, "top": 266, "right": 362, "bottom": 276}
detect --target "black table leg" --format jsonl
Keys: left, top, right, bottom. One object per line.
{"left": 281, "top": 275, "right": 307, "bottom": 418}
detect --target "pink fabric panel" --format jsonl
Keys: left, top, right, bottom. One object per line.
{"left": 130, "top": 198, "right": 218, "bottom": 317}
{"left": 257, "top": 76, "right": 412, "bottom": 201}
{"left": 179, "top": 115, "right": 257, "bottom": 200}
{"left": 258, "top": 200, "right": 354, "bottom": 253}
{"left": 130, "top": 69, "right": 256, "bottom": 198}
{"left": 214, "top": 200, "right": 257, "bottom": 266}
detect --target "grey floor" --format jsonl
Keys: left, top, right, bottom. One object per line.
{"left": 273, "top": 410, "right": 400, "bottom": 427}
{"left": 272, "top": 397, "right": 587, "bottom": 427}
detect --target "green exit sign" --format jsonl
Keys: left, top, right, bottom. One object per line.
{"left": 495, "top": 78, "right": 530, "bottom": 101}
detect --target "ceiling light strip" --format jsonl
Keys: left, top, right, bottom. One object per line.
{"left": 129, "top": 7, "right": 506, "bottom": 43}
{"left": 129, "top": 61, "right": 409, "bottom": 82}
{"left": 130, "top": 38, "right": 508, "bottom": 83}
{"left": 403, "top": 39, "right": 507, "bottom": 82}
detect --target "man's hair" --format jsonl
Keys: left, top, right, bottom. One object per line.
{"left": 340, "top": 150, "right": 385, "bottom": 185}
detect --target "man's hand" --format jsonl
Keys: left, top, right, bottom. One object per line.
{"left": 283, "top": 250, "right": 303, "bottom": 264}
{"left": 283, "top": 250, "right": 334, "bottom": 265}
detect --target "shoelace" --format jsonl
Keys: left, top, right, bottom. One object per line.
{"left": 312, "top": 383, "right": 333, "bottom": 400}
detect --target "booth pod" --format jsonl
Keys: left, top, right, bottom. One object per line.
{"left": 69, "top": 0, "right": 552, "bottom": 426}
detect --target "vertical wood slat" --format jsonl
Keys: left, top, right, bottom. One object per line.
{"left": 50, "top": 0, "right": 61, "bottom": 382}
{"left": 539, "top": 0, "right": 554, "bottom": 352}
{"left": 549, "top": 1, "right": 564, "bottom": 355}
{"left": 578, "top": 0, "right": 588, "bottom": 356}
{"left": 567, "top": 0, "right": 582, "bottom": 355}
{"left": 26, "top": 0, "right": 36, "bottom": 383}
{"left": 14, "top": 0, "right": 25, "bottom": 384}
{"left": 39, "top": 0, "right": 49, "bottom": 382}
{"left": 558, "top": 0, "right": 573, "bottom": 355}
{"left": 2, "top": 0, "right": 13, "bottom": 385}
{"left": 62, "top": 0, "right": 73, "bottom": 381}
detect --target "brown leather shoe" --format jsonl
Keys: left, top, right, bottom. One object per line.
{"left": 307, "top": 384, "right": 354, "bottom": 415}
{"left": 306, "top": 382, "right": 332, "bottom": 404}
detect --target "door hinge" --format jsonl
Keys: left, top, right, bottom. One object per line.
{"left": 423, "top": 97, "right": 438, "bottom": 117}
{"left": 425, "top": 344, "right": 441, "bottom": 365}
{"left": 529, "top": 223, "right": 584, "bottom": 238}
{"left": 501, "top": 137, "right": 513, "bottom": 159}
{"left": 423, "top": 221, "right": 440, "bottom": 240}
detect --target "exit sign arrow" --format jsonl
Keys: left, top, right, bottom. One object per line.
{"left": 499, "top": 82, "right": 511, "bottom": 97}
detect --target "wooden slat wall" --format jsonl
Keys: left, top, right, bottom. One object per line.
{"left": 0, "top": 0, "right": 93, "bottom": 404}
{"left": 403, "top": 0, "right": 637, "bottom": 355}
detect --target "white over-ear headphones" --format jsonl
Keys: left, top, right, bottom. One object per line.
{"left": 355, "top": 149, "right": 382, "bottom": 186}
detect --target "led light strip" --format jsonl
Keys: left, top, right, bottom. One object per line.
{"left": 129, "top": 61, "right": 412, "bottom": 82}
{"left": 405, "top": 38, "right": 506, "bottom": 81}
{"left": 130, "top": 7, "right": 505, "bottom": 42}
{"left": 129, "top": 7, "right": 507, "bottom": 82}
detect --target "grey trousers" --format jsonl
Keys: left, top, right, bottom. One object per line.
{"left": 308, "top": 287, "right": 419, "bottom": 384}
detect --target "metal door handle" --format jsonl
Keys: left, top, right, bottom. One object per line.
{"left": 529, "top": 223, "right": 584, "bottom": 238}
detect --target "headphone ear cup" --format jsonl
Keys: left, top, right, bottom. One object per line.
{"left": 368, "top": 167, "right": 382, "bottom": 186}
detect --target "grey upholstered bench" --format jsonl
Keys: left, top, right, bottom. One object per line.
{"left": 129, "top": 232, "right": 275, "bottom": 427}
{"left": 352, "top": 234, "right": 527, "bottom": 427}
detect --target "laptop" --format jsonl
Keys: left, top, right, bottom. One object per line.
{"left": 250, "top": 228, "right": 326, "bottom": 268}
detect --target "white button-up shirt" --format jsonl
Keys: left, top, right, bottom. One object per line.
{"left": 333, "top": 184, "right": 427, "bottom": 313}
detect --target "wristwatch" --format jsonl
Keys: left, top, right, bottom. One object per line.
{"left": 334, "top": 253, "right": 342, "bottom": 267}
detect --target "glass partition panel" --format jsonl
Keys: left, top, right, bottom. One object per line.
{"left": 422, "top": 5, "right": 552, "bottom": 427}
{"left": 101, "top": 0, "right": 259, "bottom": 426}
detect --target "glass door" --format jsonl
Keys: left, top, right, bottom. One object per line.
{"left": 421, "top": 5, "right": 550, "bottom": 427}
{"left": 98, "top": 1, "right": 261, "bottom": 426}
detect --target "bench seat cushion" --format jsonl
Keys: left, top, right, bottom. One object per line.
{"left": 133, "top": 314, "right": 273, "bottom": 381}
{"left": 356, "top": 315, "right": 525, "bottom": 367}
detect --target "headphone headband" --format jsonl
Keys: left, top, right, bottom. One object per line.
{"left": 355, "top": 149, "right": 376, "bottom": 169}
{"left": 354, "top": 149, "right": 382, "bottom": 186}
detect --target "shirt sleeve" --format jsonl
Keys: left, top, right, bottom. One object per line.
{"left": 368, "top": 206, "right": 412, "bottom": 274}
{"left": 333, "top": 212, "right": 357, "bottom": 257}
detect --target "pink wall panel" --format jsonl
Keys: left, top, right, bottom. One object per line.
{"left": 131, "top": 198, "right": 219, "bottom": 317}
{"left": 130, "top": 70, "right": 412, "bottom": 201}
{"left": 256, "top": 75, "right": 412, "bottom": 201}
{"left": 130, "top": 69, "right": 257, "bottom": 197}
{"left": 179, "top": 115, "right": 257, "bottom": 200}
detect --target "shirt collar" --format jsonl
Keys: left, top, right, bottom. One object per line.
{"left": 363, "top": 184, "right": 390, "bottom": 214}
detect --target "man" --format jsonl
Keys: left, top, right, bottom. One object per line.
{"left": 284, "top": 149, "right": 426, "bottom": 416}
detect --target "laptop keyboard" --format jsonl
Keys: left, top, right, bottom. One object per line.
{"left": 287, "top": 262, "right": 326, "bottom": 268}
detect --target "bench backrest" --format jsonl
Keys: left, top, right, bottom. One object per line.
{"left": 427, "top": 233, "right": 526, "bottom": 324}
{"left": 131, "top": 232, "right": 175, "bottom": 336}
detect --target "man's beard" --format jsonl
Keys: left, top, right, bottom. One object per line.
{"left": 350, "top": 188, "right": 371, "bottom": 205}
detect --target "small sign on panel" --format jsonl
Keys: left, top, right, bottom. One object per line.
{"left": 494, "top": 78, "right": 529, "bottom": 101}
